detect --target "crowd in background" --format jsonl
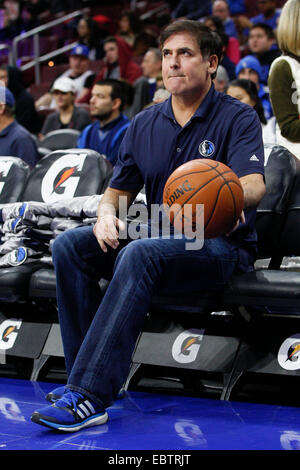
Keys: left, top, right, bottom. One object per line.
{"left": 0, "top": 0, "right": 298, "bottom": 168}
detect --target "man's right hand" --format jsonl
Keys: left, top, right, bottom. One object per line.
{"left": 93, "top": 214, "right": 125, "bottom": 252}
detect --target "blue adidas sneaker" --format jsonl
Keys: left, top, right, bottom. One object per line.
{"left": 31, "top": 391, "right": 108, "bottom": 432}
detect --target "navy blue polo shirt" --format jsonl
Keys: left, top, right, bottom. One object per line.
{"left": 0, "top": 121, "right": 38, "bottom": 168}
{"left": 110, "top": 85, "right": 265, "bottom": 272}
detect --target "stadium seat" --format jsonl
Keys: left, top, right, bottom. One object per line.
{"left": 275, "top": 162, "right": 300, "bottom": 259}
{"left": 0, "top": 157, "right": 31, "bottom": 204}
{"left": 37, "top": 147, "right": 51, "bottom": 160}
{"left": 0, "top": 148, "right": 113, "bottom": 301}
{"left": 40, "top": 129, "right": 81, "bottom": 151}
{"left": 148, "top": 144, "right": 300, "bottom": 311}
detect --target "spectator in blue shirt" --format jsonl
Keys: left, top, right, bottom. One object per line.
{"left": 0, "top": 87, "right": 38, "bottom": 168}
{"left": 31, "top": 20, "right": 266, "bottom": 433}
{"left": 236, "top": 0, "right": 281, "bottom": 39}
{"left": 77, "top": 78, "right": 130, "bottom": 166}
{"left": 250, "top": 0, "right": 281, "bottom": 30}
{"left": 248, "top": 23, "right": 281, "bottom": 85}
{"left": 212, "top": 0, "right": 238, "bottom": 38}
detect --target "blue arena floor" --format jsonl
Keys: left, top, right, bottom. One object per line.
{"left": 0, "top": 377, "right": 300, "bottom": 451}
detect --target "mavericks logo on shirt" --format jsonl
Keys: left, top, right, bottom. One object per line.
{"left": 199, "top": 140, "right": 215, "bottom": 157}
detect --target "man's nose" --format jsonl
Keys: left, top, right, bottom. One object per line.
{"left": 169, "top": 55, "right": 180, "bottom": 68}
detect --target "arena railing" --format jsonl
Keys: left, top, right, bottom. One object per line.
{"left": 11, "top": 9, "right": 83, "bottom": 85}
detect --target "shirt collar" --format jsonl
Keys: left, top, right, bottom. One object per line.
{"left": 98, "top": 114, "right": 123, "bottom": 131}
{"left": 160, "top": 83, "right": 218, "bottom": 121}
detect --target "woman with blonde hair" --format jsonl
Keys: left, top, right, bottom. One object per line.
{"left": 268, "top": 0, "right": 300, "bottom": 158}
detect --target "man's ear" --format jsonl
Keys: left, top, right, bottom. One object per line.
{"left": 208, "top": 54, "right": 219, "bottom": 75}
{"left": 0, "top": 103, "right": 5, "bottom": 116}
{"left": 112, "top": 97, "right": 122, "bottom": 111}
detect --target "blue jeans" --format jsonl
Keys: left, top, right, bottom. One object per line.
{"left": 52, "top": 224, "right": 239, "bottom": 409}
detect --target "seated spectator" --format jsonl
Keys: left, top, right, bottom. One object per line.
{"left": 214, "top": 29, "right": 236, "bottom": 80}
{"left": 117, "top": 10, "right": 157, "bottom": 57}
{"left": 268, "top": 0, "right": 300, "bottom": 159}
{"left": 77, "top": 36, "right": 143, "bottom": 104}
{"left": 0, "top": 64, "right": 41, "bottom": 134}
{"left": 0, "top": 0, "right": 24, "bottom": 40}
{"left": 226, "top": 78, "right": 276, "bottom": 143}
{"left": 35, "top": 44, "right": 96, "bottom": 109}
{"left": 236, "top": 0, "right": 281, "bottom": 37}
{"left": 39, "top": 77, "right": 91, "bottom": 138}
{"left": 117, "top": 10, "right": 143, "bottom": 49}
{"left": 212, "top": 0, "right": 238, "bottom": 38}
{"left": 236, "top": 54, "right": 273, "bottom": 120}
{"left": 128, "top": 48, "right": 162, "bottom": 117}
{"left": 76, "top": 16, "right": 106, "bottom": 60}
{"left": 250, "top": 0, "right": 281, "bottom": 30}
{"left": 204, "top": 15, "right": 240, "bottom": 64}
{"left": 213, "top": 64, "right": 229, "bottom": 92}
{"left": 0, "top": 87, "right": 38, "bottom": 167}
{"left": 77, "top": 79, "right": 130, "bottom": 166}
{"left": 171, "top": 0, "right": 211, "bottom": 20}
{"left": 248, "top": 23, "right": 281, "bottom": 85}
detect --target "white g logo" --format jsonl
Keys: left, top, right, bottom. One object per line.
{"left": 41, "top": 153, "right": 87, "bottom": 203}
{"left": 0, "top": 160, "right": 13, "bottom": 194}
{"left": 278, "top": 334, "right": 300, "bottom": 370}
{"left": 172, "top": 329, "right": 204, "bottom": 364}
{"left": 0, "top": 320, "right": 22, "bottom": 350}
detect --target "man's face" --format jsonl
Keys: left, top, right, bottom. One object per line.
{"left": 104, "top": 41, "right": 119, "bottom": 65}
{"left": 89, "top": 84, "right": 114, "bottom": 119}
{"left": 0, "top": 69, "right": 8, "bottom": 87}
{"left": 212, "top": 1, "right": 229, "bottom": 21}
{"left": 141, "top": 50, "right": 162, "bottom": 78}
{"left": 238, "top": 68, "right": 260, "bottom": 86}
{"left": 249, "top": 27, "right": 273, "bottom": 54}
{"left": 69, "top": 55, "right": 89, "bottom": 76}
{"left": 162, "top": 32, "right": 217, "bottom": 98}
{"left": 53, "top": 90, "right": 74, "bottom": 110}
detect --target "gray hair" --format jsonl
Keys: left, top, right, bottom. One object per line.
{"left": 215, "top": 65, "right": 229, "bottom": 84}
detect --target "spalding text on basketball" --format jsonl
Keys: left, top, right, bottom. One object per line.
{"left": 165, "top": 180, "right": 194, "bottom": 207}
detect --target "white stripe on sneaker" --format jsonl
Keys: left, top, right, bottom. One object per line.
{"left": 76, "top": 407, "right": 87, "bottom": 419}
{"left": 78, "top": 403, "right": 91, "bottom": 417}
{"left": 84, "top": 400, "right": 96, "bottom": 414}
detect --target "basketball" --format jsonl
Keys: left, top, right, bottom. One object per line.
{"left": 163, "top": 159, "right": 244, "bottom": 238}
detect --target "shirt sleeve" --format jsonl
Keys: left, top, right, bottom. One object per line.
{"left": 268, "top": 59, "right": 300, "bottom": 143}
{"left": 226, "top": 106, "right": 265, "bottom": 178}
{"left": 109, "top": 120, "right": 144, "bottom": 192}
